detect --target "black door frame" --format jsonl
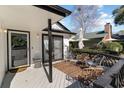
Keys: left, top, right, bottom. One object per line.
{"left": 42, "top": 34, "right": 64, "bottom": 62}
{"left": 7, "top": 29, "right": 31, "bottom": 70}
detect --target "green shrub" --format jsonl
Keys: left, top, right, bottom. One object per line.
{"left": 69, "top": 41, "right": 78, "bottom": 51}
{"left": 97, "top": 41, "right": 106, "bottom": 49}
{"left": 119, "top": 42, "right": 124, "bottom": 54}
{"left": 71, "top": 47, "right": 105, "bottom": 55}
{"left": 105, "top": 42, "right": 123, "bottom": 53}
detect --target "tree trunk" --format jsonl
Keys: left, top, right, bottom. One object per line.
{"left": 78, "top": 28, "right": 84, "bottom": 49}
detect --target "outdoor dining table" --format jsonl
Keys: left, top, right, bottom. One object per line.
{"left": 53, "top": 60, "right": 105, "bottom": 87}
{"left": 67, "top": 65, "right": 104, "bottom": 87}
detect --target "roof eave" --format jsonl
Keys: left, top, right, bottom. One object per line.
{"left": 57, "top": 22, "right": 70, "bottom": 31}
{"left": 34, "top": 5, "right": 71, "bottom": 17}
{"left": 43, "top": 29, "right": 76, "bottom": 35}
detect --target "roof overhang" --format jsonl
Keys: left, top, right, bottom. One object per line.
{"left": 43, "top": 29, "right": 76, "bottom": 35}
{"left": 104, "top": 38, "right": 117, "bottom": 41}
{"left": 42, "top": 21, "right": 76, "bottom": 35}
{"left": 84, "top": 32, "right": 107, "bottom": 39}
{"left": 34, "top": 5, "right": 71, "bottom": 17}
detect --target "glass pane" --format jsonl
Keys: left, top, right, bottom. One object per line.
{"left": 11, "top": 33, "right": 27, "bottom": 67}
{"left": 44, "top": 35, "right": 49, "bottom": 62}
{"left": 43, "top": 35, "right": 55, "bottom": 62}
{"left": 43, "top": 35, "right": 50, "bottom": 77}
{"left": 53, "top": 36, "right": 63, "bottom": 60}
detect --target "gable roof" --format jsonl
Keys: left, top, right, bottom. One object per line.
{"left": 34, "top": 5, "right": 71, "bottom": 17}
{"left": 34, "top": 5, "right": 75, "bottom": 35}
{"left": 43, "top": 22, "right": 76, "bottom": 35}
{"left": 116, "top": 30, "right": 124, "bottom": 35}
{"left": 84, "top": 31, "right": 107, "bottom": 39}
{"left": 52, "top": 23, "right": 64, "bottom": 31}
{"left": 71, "top": 30, "right": 107, "bottom": 41}
{"left": 56, "top": 22, "right": 70, "bottom": 31}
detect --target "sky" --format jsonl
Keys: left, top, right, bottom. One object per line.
{"left": 60, "top": 5, "right": 124, "bottom": 34}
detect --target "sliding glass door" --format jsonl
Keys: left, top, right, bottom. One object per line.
{"left": 42, "top": 35, "right": 63, "bottom": 62}
{"left": 43, "top": 35, "right": 49, "bottom": 62}
{"left": 53, "top": 36, "right": 63, "bottom": 60}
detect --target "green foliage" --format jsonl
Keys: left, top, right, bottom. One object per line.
{"left": 120, "top": 30, "right": 124, "bottom": 32}
{"left": 113, "top": 5, "right": 124, "bottom": 25}
{"left": 118, "top": 41, "right": 124, "bottom": 54}
{"left": 105, "top": 42, "right": 123, "bottom": 53}
{"left": 70, "top": 42, "right": 123, "bottom": 56}
{"left": 69, "top": 41, "right": 78, "bottom": 51}
{"left": 12, "top": 36, "right": 27, "bottom": 49}
{"left": 97, "top": 41, "right": 106, "bottom": 49}
{"left": 71, "top": 47, "right": 105, "bottom": 55}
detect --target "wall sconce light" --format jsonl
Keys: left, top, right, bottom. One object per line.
{"left": 4, "top": 29, "right": 7, "bottom": 33}
{"left": 0, "top": 23, "right": 6, "bottom": 33}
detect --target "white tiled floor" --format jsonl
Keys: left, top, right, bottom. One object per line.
{"left": 1, "top": 65, "right": 81, "bottom": 88}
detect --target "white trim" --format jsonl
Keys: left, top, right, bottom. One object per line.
{"left": 8, "top": 31, "right": 30, "bottom": 69}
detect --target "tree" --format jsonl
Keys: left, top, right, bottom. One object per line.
{"left": 113, "top": 5, "right": 124, "bottom": 25}
{"left": 71, "top": 5, "right": 100, "bottom": 48}
{"left": 72, "top": 5, "right": 100, "bottom": 34}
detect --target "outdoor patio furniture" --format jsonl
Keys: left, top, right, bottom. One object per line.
{"left": 75, "top": 54, "right": 91, "bottom": 66}
{"left": 92, "top": 54, "right": 119, "bottom": 67}
{"left": 93, "top": 59, "right": 124, "bottom": 88}
{"left": 77, "top": 66, "right": 104, "bottom": 87}
{"left": 65, "top": 66, "right": 104, "bottom": 87}
{"left": 33, "top": 58, "right": 42, "bottom": 68}
{"left": 110, "top": 64, "right": 124, "bottom": 88}
{"left": 53, "top": 61, "right": 104, "bottom": 88}
{"left": 33, "top": 53, "right": 42, "bottom": 68}
{"left": 53, "top": 51, "right": 122, "bottom": 88}
{"left": 76, "top": 54, "right": 90, "bottom": 62}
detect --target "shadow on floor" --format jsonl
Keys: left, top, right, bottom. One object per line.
{"left": 1, "top": 67, "right": 28, "bottom": 88}
{"left": 1, "top": 70, "right": 17, "bottom": 88}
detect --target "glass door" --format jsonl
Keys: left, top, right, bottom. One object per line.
{"left": 43, "top": 35, "right": 52, "bottom": 62}
{"left": 43, "top": 35, "right": 49, "bottom": 62}
{"left": 43, "top": 35, "right": 63, "bottom": 61}
{"left": 53, "top": 36, "right": 63, "bottom": 60}
{"left": 8, "top": 30, "right": 30, "bottom": 70}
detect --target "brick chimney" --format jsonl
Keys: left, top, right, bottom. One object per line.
{"left": 102, "top": 23, "right": 112, "bottom": 42}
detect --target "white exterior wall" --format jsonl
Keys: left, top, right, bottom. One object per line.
{"left": 0, "top": 29, "right": 7, "bottom": 87}
{"left": 0, "top": 5, "right": 63, "bottom": 86}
